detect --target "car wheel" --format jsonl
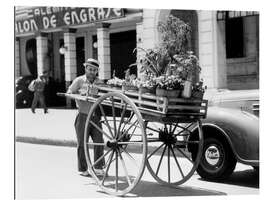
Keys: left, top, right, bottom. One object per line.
{"left": 196, "top": 137, "right": 237, "bottom": 181}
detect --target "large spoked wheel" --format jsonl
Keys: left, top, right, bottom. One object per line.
{"left": 145, "top": 120, "right": 203, "bottom": 186}
{"left": 84, "top": 92, "right": 147, "bottom": 196}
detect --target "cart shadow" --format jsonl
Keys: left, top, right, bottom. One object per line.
{"left": 198, "top": 169, "right": 259, "bottom": 188}
{"left": 85, "top": 177, "right": 226, "bottom": 197}
{"left": 128, "top": 180, "right": 226, "bottom": 197}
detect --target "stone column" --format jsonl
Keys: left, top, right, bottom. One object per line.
{"left": 36, "top": 32, "right": 48, "bottom": 76}
{"left": 198, "top": 11, "right": 227, "bottom": 91}
{"left": 136, "top": 22, "right": 143, "bottom": 77}
{"left": 15, "top": 37, "right": 20, "bottom": 78}
{"left": 142, "top": 9, "right": 158, "bottom": 49}
{"left": 63, "top": 28, "right": 77, "bottom": 107}
{"left": 97, "top": 23, "right": 111, "bottom": 81}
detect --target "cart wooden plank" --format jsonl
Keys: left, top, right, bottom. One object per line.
{"left": 57, "top": 85, "right": 207, "bottom": 121}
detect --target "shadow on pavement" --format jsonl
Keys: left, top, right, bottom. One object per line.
{"left": 130, "top": 180, "right": 226, "bottom": 197}
{"left": 89, "top": 179, "right": 226, "bottom": 197}
{"left": 198, "top": 169, "right": 259, "bottom": 188}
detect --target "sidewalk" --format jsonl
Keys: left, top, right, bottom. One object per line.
{"left": 15, "top": 108, "right": 165, "bottom": 155}
{"left": 15, "top": 108, "right": 78, "bottom": 147}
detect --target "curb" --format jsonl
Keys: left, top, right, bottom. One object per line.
{"left": 16, "top": 136, "right": 166, "bottom": 156}
{"left": 16, "top": 136, "right": 77, "bottom": 148}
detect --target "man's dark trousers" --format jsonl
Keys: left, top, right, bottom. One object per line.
{"left": 74, "top": 112, "right": 105, "bottom": 172}
{"left": 31, "top": 92, "right": 48, "bottom": 113}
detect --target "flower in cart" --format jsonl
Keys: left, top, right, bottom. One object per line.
{"left": 172, "top": 51, "right": 201, "bottom": 81}
{"left": 107, "top": 77, "right": 124, "bottom": 87}
{"left": 154, "top": 75, "right": 184, "bottom": 90}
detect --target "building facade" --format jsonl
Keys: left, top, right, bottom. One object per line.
{"left": 15, "top": 7, "right": 259, "bottom": 104}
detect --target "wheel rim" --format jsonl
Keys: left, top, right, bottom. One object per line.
{"left": 205, "top": 145, "right": 221, "bottom": 166}
{"left": 84, "top": 92, "right": 147, "bottom": 196}
{"left": 201, "top": 142, "right": 225, "bottom": 172}
{"left": 145, "top": 120, "right": 203, "bottom": 186}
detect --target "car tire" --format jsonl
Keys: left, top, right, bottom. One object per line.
{"left": 196, "top": 137, "right": 237, "bottom": 181}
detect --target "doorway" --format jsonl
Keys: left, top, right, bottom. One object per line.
{"left": 110, "top": 30, "right": 137, "bottom": 79}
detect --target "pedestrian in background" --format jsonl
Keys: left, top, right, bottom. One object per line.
{"left": 29, "top": 71, "right": 49, "bottom": 114}
{"left": 67, "top": 58, "right": 105, "bottom": 177}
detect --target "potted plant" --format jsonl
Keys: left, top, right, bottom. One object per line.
{"left": 191, "top": 80, "right": 206, "bottom": 99}
{"left": 138, "top": 74, "right": 156, "bottom": 94}
{"left": 106, "top": 75, "right": 124, "bottom": 89}
{"left": 154, "top": 75, "right": 184, "bottom": 98}
{"left": 123, "top": 69, "right": 139, "bottom": 91}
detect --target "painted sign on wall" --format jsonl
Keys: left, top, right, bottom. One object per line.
{"left": 15, "top": 7, "right": 124, "bottom": 34}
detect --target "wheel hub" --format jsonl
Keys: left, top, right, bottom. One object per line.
{"left": 159, "top": 131, "right": 177, "bottom": 145}
{"left": 205, "top": 146, "right": 220, "bottom": 166}
{"left": 106, "top": 141, "right": 119, "bottom": 150}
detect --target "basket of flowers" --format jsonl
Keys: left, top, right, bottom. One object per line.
{"left": 154, "top": 75, "right": 183, "bottom": 98}
{"left": 122, "top": 69, "right": 139, "bottom": 91}
{"left": 106, "top": 77, "right": 124, "bottom": 89}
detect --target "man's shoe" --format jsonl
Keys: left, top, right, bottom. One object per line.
{"left": 94, "top": 169, "right": 106, "bottom": 177}
{"left": 79, "top": 171, "right": 91, "bottom": 177}
{"left": 31, "top": 109, "right": 35, "bottom": 113}
{"left": 44, "top": 110, "right": 48, "bottom": 114}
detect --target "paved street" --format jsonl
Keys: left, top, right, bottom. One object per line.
{"left": 15, "top": 142, "right": 259, "bottom": 199}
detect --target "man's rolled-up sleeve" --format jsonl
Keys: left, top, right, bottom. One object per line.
{"left": 67, "top": 78, "right": 80, "bottom": 94}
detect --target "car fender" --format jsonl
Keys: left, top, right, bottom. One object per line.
{"left": 199, "top": 106, "right": 259, "bottom": 166}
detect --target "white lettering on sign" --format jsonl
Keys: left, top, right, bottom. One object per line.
{"left": 30, "top": 19, "right": 38, "bottom": 30}
{"left": 23, "top": 21, "right": 30, "bottom": 32}
{"left": 43, "top": 17, "right": 50, "bottom": 29}
{"left": 51, "top": 15, "right": 56, "bottom": 27}
{"left": 16, "top": 7, "right": 124, "bottom": 34}
{"left": 16, "top": 19, "right": 38, "bottom": 33}
{"left": 88, "top": 8, "right": 96, "bottom": 21}
{"left": 97, "top": 8, "right": 105, "bottom": 20}
{"left": 63, "top": 12, "right": 71, "bottom": 25}
{"left": 106, "top": 8, "right": 111, "bottom": 18}
{"left": 40, "top": 8, "right": 46, "bottom": 16}
{"left": 113, "top": 8, "right": 122, "bottom": 16}
{"left": 71, "top": 11, "right": 80, "bottom": 24}
{"left": 34, "top": 8, "right": 40, "bottom": 16}
{"left": 80, "top": 9, "right": 87, "bottom": 23}
{"left": 46, "top": 7, "right": 52, "bottom": 15}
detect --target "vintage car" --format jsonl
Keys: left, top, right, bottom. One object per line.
{"left": 15, "top": 75, "right": 35, "bottom": 108}
{"left": 193, "top": 89, "right": 259, "bottom": 181}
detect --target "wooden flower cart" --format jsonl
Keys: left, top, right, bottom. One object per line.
{"left": 58, "top": 85, "right": 208, "bottom": 196}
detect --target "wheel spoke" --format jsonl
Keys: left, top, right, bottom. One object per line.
{"left": 147, "top": 143, "right": 165, "bottom": 160}
{"left": 86, "top": 142, "right": 106, "bottom": 146}
{"left": 117, "top": 141, "right": 144, "bottom": 145}
{"left": 175, "top": 123, "right": 193, "bottom": 136}
{"left": 117, "top": 103, "right": 128, "bottom": 137}
{"left": 169, "top": 124, "right": 172, "bottom": 134}
{"left": 171, "top": 123, "right": 178, "bottom": 135}
{"left": 168, "top": 144, "right": 170, "bottom": 183}
{"left": 118, "top": 149, "right": 132, "bottom": 186}
{"left": 164, "top": 124, "right": 168, "bottom": 134}
{"left": 155, "top": 145, "right": 167, "bottom": 176}
{"left": 101, "top": 150, "right": 114, "bottom": 185}
{"left": 91, "top": 149, "right": 112, "bottom": 169}
{"left": 99, "top": 104, "right": 114, "bottom": 138}
{"left": 120, "top": 112, "right": 135, "bottom": 133}
{"left": 120, "top": 147, "right": 139, "bottom": 168}
{"left": 175, "top": 145, "right": 194, "bottom": 164}
{"left": 117, "top": 120, "right": 139, "bottom": 141}
{"left": 170, "top": 145, "right": 184, "bottom": 178}
{"left": 146, "top": 126, "right": 160, "bottom": 133}
{"left": 111, "top": 96, "right": 117, "bottom": 139}
{"left": 89, "top": 120, "right": 113, "bottom": 140}
{"left": 115, "top": 150, "right": 118, "bottom": 192}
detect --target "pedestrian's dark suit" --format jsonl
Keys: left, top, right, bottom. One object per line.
{"left": 68, "top": 75, "right": 104, "bottom": 172}
{"left": 31, "top": 76, "right": 48, "bottom": 113}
